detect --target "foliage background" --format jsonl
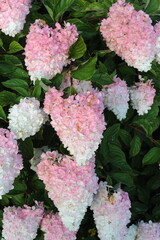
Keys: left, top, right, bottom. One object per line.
{"left": 0, "top": 0, "right": 160, "bottom": 239}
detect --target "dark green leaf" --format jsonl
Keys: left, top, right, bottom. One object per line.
{"left": 143, "top": 147, "right": 160, "bottom": 165}
{"left": 111, "top": 172, "right": 134, "bottom": 186}
{"left": 0, "top": 91, "right": 16, "bottom": 107}
{"left": 0, "top": 106, "right": 6, "bottom": 120}
{"left": 2, "top": 79, "right": 28, "bottom": 89}
{"left": 18, "top": 138, "right": 34, "bottom": 161}
{"left": 72, "top": 56, "right": 97, "bottom": 80}
{"left": 130, "top": 135, "right": 141, "bottom": 157}
{"left": 8, "top": 41, "right": 23, "bottom": 54}
{"left": 69, "top": 36, "right": 86, "bottom": 59}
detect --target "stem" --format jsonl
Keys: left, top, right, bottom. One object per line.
{"left": 40, "top": 81, "right": 49, "bottom": 91}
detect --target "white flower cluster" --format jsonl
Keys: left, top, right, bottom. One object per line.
{"left": 2, "top": 204, "right": 44, "bottom": 240}
{"left": 136, "top": 221, "right": 160, "bottom": 240}
{"left": 0, "top": 128, "right": 23, "bottom": 199}
{"left": 130, "top": 79, "right": 156, "bottom": 115}
{"left": 91, "top": 182, "right": 131, "bottom": 240}
{"left": 102, "top": 77, "right": 129, "bottom": 120}
{"left": 8, "top": 98, "right": 47, "bottom": 141}
{"left": 125, "top": 225, "right": 138, "bottom": 240}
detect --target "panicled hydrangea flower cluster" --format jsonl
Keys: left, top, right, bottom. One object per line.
{"left": 37, "top": 151, "right": 98, "bottom": 231}
{"left": 130, "top": 79, "right": 156, "bottom": 115}
{"left": 8, "top": 97, "right": 47, "bottom": 140}
{"left": 2, "top": 203, "right": 44, "bottom": 240}
{"left": 136, "top": 221, "right": 160, "bottom": 240}
{"left": 154, "top": 22, "right": 160, "bottom": 64}
{"left": 41, "top": 213, "right": 77, "bottom": 240}
{"left": 60, "top": 72, "right": 93, "bottom": 93}
{"left": 24, "top": 20, "right": 78, "bottom": 83}
{"left": 30, "top": 146, "right": 50, "bottom": 171}
{"left": 125, "top": 225, "right": 137, "bottom": 240}
{"left": 91, "top": 182, "right": 131, "bottom": 240}
{"left": 102, "top": 77, "right": 129, "bottom": 120}
{"left": 100, "top": 0, "right": 156, "bottom": 72}
{"left": 0, "top": 128, "right": 23, "bottom": 199}
{"left": 43, "top": 87, "right": 106, "bottom": 165}
{"left": 0, "top": 0, "right": 31, "bottom": 37}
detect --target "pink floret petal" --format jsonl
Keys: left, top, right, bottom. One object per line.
{"left": 24, "top": 20, "right": 78, "bottom": 83}
{"left": 37, "top": 151, "right": 99, "bottom": 231}
{"left": 0, "top": 0, "right": 31, "bottom": 37}
{"left": 103, "top": 77, "right": 129, "bottom": 120}
{"left": 0, "top": 128, "right": 23, "bottom": 199}
{"left": 100, "top": 0, "right": 156, "bottom": 72}
{"left": 91, "top": 181, "right": 131, "bottom": 240}
{"left": 41, "top": 213, "right": 77, "bottom": 240}
{"left": 2, "top": 203, "right": 44, "bottom": 240}
{"left": 43, "top": 87, "right": 106, "bottom": 165}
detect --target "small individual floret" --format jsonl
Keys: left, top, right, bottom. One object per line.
{"left": 30, "top": 146, "right": 50, "bottom": 171}
{"left": 2, "top": 203, "right": 44, "bottom": 240}
{"left": 0, "top": 0, "right": 31, "bottom": 37}
{"left": 154, "top": 22, "right": 160, "bottom": 64}
{"left": 0, "top": 128, "right": 23, "bottom": 198}
{"left": 37, "top": 151, "right": 98, "bottom": 231}
{"left": 24, "top": 20, "right": 78, "bottom": 83}
{"left": 130, "top": 78, "right": 156, "bottom": 115}
{"left": 41, "top": 213, "right": 77, "bottom": 240}
{"left": 91, "top": 182, "right": 131, "bottom": 240}
{"left": 8, "top": 97, "right": 47, "bottom": 141}
{"left": 100, "top": 0, "right": 156, "bottom": 72}
{"left": 136, "top": 221, "right": 160, "bottom": 240}
{"left": 43, "top": 87, "right": 106, "bottom": 165}
{"left": 102, "top": 77, "right": 129, "bottom": 120}
{"left": 60, "top": 72, "right": 93, "bottom": 93}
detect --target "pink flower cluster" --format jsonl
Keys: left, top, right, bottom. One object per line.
{"left": 103, "top": 77, "right": 129, "bottom": 120}
{"left": 43, "top": 87, "right": 106, "bottom": 165}
{"left": 41, "top": 213, "right": 77, "bottom": 240}
{"left": 0, "top": 0, "right": 31, "bottom": 37}
{"left": 100, "top": 0, "right": 156, "bottom": 72}
{"left": 136, "top": 221, "right": 160, "bottom": 240}
{"left": 91, "top": 182, "right": 131, "bottom": 240}
{"left": 154, "top": 22, "right": 160, "bottom": 64}
{"left": 37, "top": 151, "right": 98, "bottom": 231}
{"left": 0, "top": 128, "right": 23, "bottom": 198}
{"left": 130, "top": 79, "right": 156, "bottom": 115}
{"left": 2, "top": 204, "right": 44, "bottom": 240}
{"left": 24, "top": 20, "right": 78, "bottom": 83}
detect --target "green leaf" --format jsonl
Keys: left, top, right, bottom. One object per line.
{"left": 18, "top": 138, "right": 34, "bottom": 161}
{"left": 0, "top": 39, "right": 3, "bottom": 47}
{"left": 132, "top": 119, "right": 153, "bottom": 137}
{"left": 2, "top": 78, "right": 28, "bottom": 89}
{"left": 143, "top": 147, "right": 160, "bottom": 165}
{"left": 131, "top": 202, "right": 148, "bottom": 214}
{"left": 0, "top": 106, "right": 6, "bottom": 121}
{"left": 8, "top": 41, "right": 23, "bottom": 54}
{"left": 130, "top": 136, "right": 141, "bottom": 157}
{"left": 119, "top": 129, "right": 132, "bottom": 147}
{"left": 0, "top": 91, "right": 16, "bottom": 107}
{"left": 147, "top": 173, "right": 160, "bottom": 190}
{"left": 72, "top": 56, "right": 97, "bottom": 80}
{"left": 108, "top": 143, "right": 132, "bottom": 171}
{"left": 69, "top": 36, "right": 86, "bottom": 59}
{"left": 4, "top": 55, "right": 23, "bottom": 67}
{"left": 11, "top": 87, "right": 29, "bottom": 97}
{"left": 91, "top": 70, "right": 113, "bottom": 85}
{"left": 32, "top": 84, "right": 42, "bottom": 99}
{"left": 145, "top": 0, "right": 160, "bottom": 14}
{"left": 8, "top": 67, "right": 29, "bottom": 79}
{"left": 0, "top": 61, "right": 16, "bottom": 75}
{"left": 111, "top": 172, "right": 134, "bottom": 186}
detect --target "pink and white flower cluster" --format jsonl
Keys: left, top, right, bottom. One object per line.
{"left": 2, "top": 204, "right": 44, "bottom": 240}
{"left": 0, "top": 0, "right": 31, "bottom": 37}
{"left": 24, "top": 20, "right": 78, "bottom": 83}
{"left": 37, "top": 151, "right": 98, "bottom": 231}
{"left": 136, "top": 221, "right": 160, "bottom": 240}
{"left": 154, "top": 22, "right": 160, "bottom": 64}
{"left": 103, "top": 77, "right": 129, "bottom": 120}
{"left": 43, "top": 87, "right": 106, "bottom": 165}
{"left": 0, "top": 128, "right": 23, "bottom": 199}
{"left": 91, "top": 182, "right": 131, "bottom": 240}
{"left": 100, "top": 0, "right": 156, "bottom": 72}
{"left": 130, "top": 79, "right": 156, "bottom": 115}
{"left": 8, "top": 97, "right": 47, "bottom": 140}
{"left": 41, "top": 213, "right": 77, "bottom": 240}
